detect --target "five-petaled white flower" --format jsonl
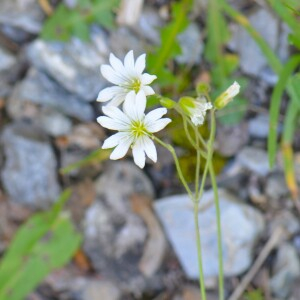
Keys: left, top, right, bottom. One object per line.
{"left": 179, "top": 96, "right": 213, "bottom": 126}
{"left": 97, "top": 91, "right": 171, "bottom": 168}
{"left": 97, "top": 50, "right": 157, "bottom": 106}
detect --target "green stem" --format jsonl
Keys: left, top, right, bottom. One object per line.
{"left": 208, "top": 110, "right": 224, "bottom": 300}
{"left": 153, "top": 136, "right": 194, "bottom": 200}
{"left": 194, "top": 201, "right": 207, "bottom": 300}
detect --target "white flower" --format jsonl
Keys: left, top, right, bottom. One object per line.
{"left": 97, "top": 90, "right": 171, "bottom": 168}
{"left": 179, "top": 96, "right": 213, "bottom": 126}
{"left": 215, "top": 81, "right": 240, "bottom": 109}
{"left": 97, "top": 50, "right": 157, "bottom": 106}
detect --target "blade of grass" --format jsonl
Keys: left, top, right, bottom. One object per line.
{"left": 268, "top": 55, "right": 300, "bottom": 167}
{"left": 60, "top": 148, "right": 111, "bottom": 174}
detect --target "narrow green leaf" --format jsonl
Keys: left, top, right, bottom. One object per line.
{"left": 268, "top": 55, "right": 300, "bottom": 167}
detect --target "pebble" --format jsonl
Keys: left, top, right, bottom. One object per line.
{"left": 154, "top": 189, "right": 265, "bottom": 280}
{"left": 270, "top": 243, "right": 300, "bottom": 299}
{"left": 81, "top": 280, "right": 121, "bottom": 300}
{"left": 248, "top": 114, "right": 270, "bottom": 139}
{"left": 7, "top": 68, "right": 94, "bottom": 121}
{"left": 0, "top": 122, "right": 60, "bottom": 209}
{"left": 237, "top": 146, "right": 270, "bottom": 176}
{"left": 26, "top": 39, "right": 107, "bottom": 101}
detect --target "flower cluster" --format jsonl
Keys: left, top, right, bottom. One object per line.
{"left": 97, "top": 51, "right": 171, "bottom": 168}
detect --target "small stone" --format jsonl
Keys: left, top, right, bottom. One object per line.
{"left": 26, "top": 39, "right": 108, "bottom": 101}
{"left": 215, "top": 122, "right": 249, "bottom": 157}
{"left": 270, "top": 243, "right": 300, "bottom": 299}
{"left": 237, "top": 147, "right": 270, "bottom": 176}
{"left": 265, "top": 173, "right": 289, "bottom": 201}
{"left": 154, "top": 189, "right": 265, "bottom": 280}
{"left": 7, "top": 68, "right": 94, "bottom": 121}
{"left": 0, "top": 46, "right": 17, "bottom": 73}
{"left": 0, "top": 0, "right": 44, "bottom": 34}
{"left": 229, "top": 8, "right": 280, "bottom": 77}
{"left": 81, "top": 280, "right": 121, "bottom": 300}
{"left": 83, "top": 162, "right": 157, "bottom": 294}
{"left": 1, "top": 122, "right": 60, "bottom": 209}
{"left": 248, "top": 114, "right": 270, "bottom": 139}
{"left": 175, "top": 23, "right": 203, "bottom": 65}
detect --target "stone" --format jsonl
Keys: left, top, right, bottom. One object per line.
{"left": 81, "top": 280, "right": 121, "bottom": 300}
{"left": 270, "top": 243, "right": 300, "bottom": 299}
{"left": 0, "top": 46, "right": 17, "bottom": 73}
{"left": 0, "top": 0, "right": 44, "bottom": 34}
{"left": 175, "top": 23, "right": 203, "bottom": 65}
{"left": 26, "top": 39, "right": 108, "bottom": 101}
{"left": 0, "top": 122, "right": 60, "bottom": 209}
{"left": 248, "top": 114, "right": 270, "bottom": 139}
{"left": 83, "top": 161, "right": 159, "bottom": 294}
{"left": 229, "top": 8, "right": 282, "bottom": 78}
{"left": 135, "top": 7, "right": 164, "bottom": 44}
{"left": 237, "top": 147, "right": 270, "bottom": 176}
{"left": 38, "top": 109, "right": 73, "bottom": 137}
{"left": 265, "top": 173, "right": 289, "bottom": 201}
{"left": 215, "top": 122, "right": 249, "bottom": 157}
{"left": 7, "top": 68, "right": 94, "bottom": 121}
{"left": 154, "top": 189, "right": 265, "bottom": 280}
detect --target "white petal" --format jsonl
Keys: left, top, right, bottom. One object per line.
{"left": 132, "top": 139, "right": 146, "bottom": 168}
{"left": 97, "top": 86, "right": 124, "bottom": 102}
{"left": 102, "top": 132, "right": 127, "bottom": 149}
{"left": 97, "top": 116, "right": 129, "bottom": 131}
{"left": 101, "top": 65, "right": 124, "bottom": 85}
{"left": 146, "top": 118, "right": 171, "bottom": 133}
{"left": 142, "top": 85, "right": 155, "bottom": 96}
{"left": 123, "top": 91, "right": 136, "bottom": 118}
{"left": 134, "top": 91, "right": 146, "bottom": 120}
{"left": 141, "top": 73, "right": 157, "bottom": 85}
{"left": 109, "top": 53, "right": 126, "bottom": 74}
{"left": 144, "top": 108, "right": 167, "bottom": 123}
{"left": 102, "top": 106, "right": 130, "bottom": 125}
{"left": 142, "top": 136, "right": 157, "bottom": 163}
{"left": 135, "top": 53, "right": 146, "bottom": 74}
{"left": 110, "top": 136, "right": 133, "bottom": 160}
{"left": 107, "top": 94, "right": 127, "bottom": 107}
{"left": 124, "top": 50, "right": 135, "bottom": 71}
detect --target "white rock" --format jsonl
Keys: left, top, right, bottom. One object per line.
{"left": 154, "top": 189, "right": 265, "bottom": 280}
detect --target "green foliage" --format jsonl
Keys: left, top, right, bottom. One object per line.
{"left": 244, "top": 289, "right": 264, "bottom": 300}
{"left": 41, "top": 0, "right": 119, "bottom": 41}
{"left": 0, "top": 190, "right": 81, "bottom": 300}
{"left": 147, "top": 0, "right": 192, "bottom": 87}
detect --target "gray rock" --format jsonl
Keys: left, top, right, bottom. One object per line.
{"left": 136, "top": 7, "right": 164, "bottom": 44}
{"left": 237, "top": 147, "right": 270, "bottom": 176}
{"left": 175, "top": 23, "right": 203, "bottom": 65}
{"left": 7, "top": 68, "right": 94, "bottom": 121}
{"left": 83, "top": 161, "right": 156, "bottom": 294}
{"left": 0, "top": 47, "right": 17, "bottom": 73}
{"left": 26, "top": 39, "right": 108, "bottom": 101}
{"left": 154, "top": 189, "right": 265, "bottom": 280}
{"left": 270, "top": 211, "right": 300, "bottom": 238}
{"left": 38, "top": 110, "right": 73, "bottom": 137}
{"left": 81, "top": 280, "right": 121, "bottom": 300}
{"left": 248, "top": 114, "right": 270, "bottom": 139}
{"left": 266, "top": 173, "right": 289, "bottom": 201}
{"left": 109, "top": 27, "right": 145, "bottom": 59}
{"left": 270, "top": 243, "right": 300, "bottom": 299}
{"left": 229, "top": 8, "right": 282, "bottom": 79}
{"left": 1, "top": 122, "right": 60, "bottom": 209}
{"left": 0, "top": 0, "right": 44, "bottom": 34}
{"left": 215, "top": 122, "right": 249, "bottom": 157}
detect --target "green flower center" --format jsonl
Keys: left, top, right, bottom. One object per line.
{"left": 130, "top": 79, "right": 141, "bottom": 93}
{"left": 131, "top": 120, "right": 147, "bottom": 138}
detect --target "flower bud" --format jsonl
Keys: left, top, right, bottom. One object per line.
{"left": 196, "top": 82, "right": 210, "bottom": 95}
{"left": 214, "top": 81, "right": 240, "bottom": 109}
{"left": 160, "top": 97, "right": 176, "bottom": 109}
